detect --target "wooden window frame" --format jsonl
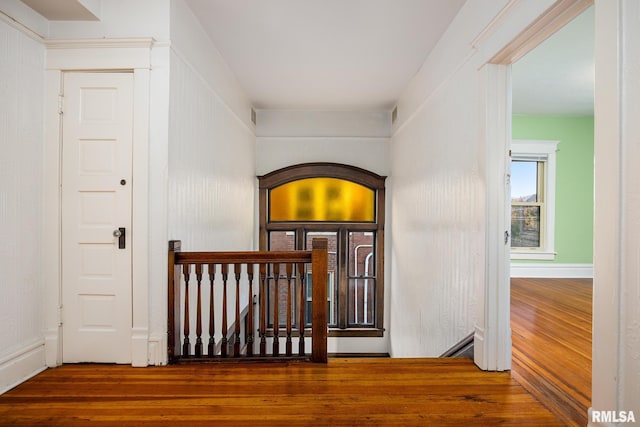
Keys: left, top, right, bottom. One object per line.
{"left": 258, "top": 163, "right": 386, "bottom": 337}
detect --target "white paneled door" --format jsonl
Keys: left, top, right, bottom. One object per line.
{"left": 61, "top": 72, "right": 134, "bottom": 363}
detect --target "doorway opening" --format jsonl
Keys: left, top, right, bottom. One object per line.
{"left": 507, "top": 5, "right": 594, "bottom": 425}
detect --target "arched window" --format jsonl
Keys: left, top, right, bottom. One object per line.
{"left": 258, "top": 163, "right": 386, "bottom": 336}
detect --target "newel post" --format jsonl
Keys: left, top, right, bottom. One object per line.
{"left": 168, "top": 240, "right": 182, "bottom": 363}
{"left": 311, "top": 238, "right": 328, "bottom": 363}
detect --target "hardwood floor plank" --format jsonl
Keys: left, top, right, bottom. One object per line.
{"left": 511, "top": 277, "right": 592, "bottom": 427}
{"left": 0, "top": 359, "right": 562, "bottom": 426}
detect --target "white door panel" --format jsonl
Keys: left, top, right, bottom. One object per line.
{"left": 62, "top": 72, "right": 133, "bottom": 364}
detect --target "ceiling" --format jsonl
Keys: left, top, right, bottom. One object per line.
{"left": 19, "top": 0, "right": 594, "bottom": 115}
{"left": 512, "top": 6, "right": 594, "bottom": 115}
{"left": 186, "top": 1, "right": 594, "bottom": 114}
{"left": 20, "top": 0, "right": 99, "bottom": 21}
{"left": 185, "top": 0, "right": 466, "bottom": 110}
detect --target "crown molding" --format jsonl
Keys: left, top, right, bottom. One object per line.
{"left": 45, "top": 37, "right": 154, "bottom": 49}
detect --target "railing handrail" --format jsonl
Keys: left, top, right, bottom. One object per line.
{"left": 174, "top": 250, "right": 313, "bottom": 265}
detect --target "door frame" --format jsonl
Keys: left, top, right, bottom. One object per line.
{"left": 475, "top": 0, "right": 593, "bottom": 371}
{"left": 43, "top": 38, "right": 153, "bottom": 367}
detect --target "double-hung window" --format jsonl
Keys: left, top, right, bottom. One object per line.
{"left": 510, "top": 140, "right": 559, "bottom": 260}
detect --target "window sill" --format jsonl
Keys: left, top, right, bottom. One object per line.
{"left": 511, "top": 250, "right": 556, "bottom": 261}
{"left": 265, "top": 328, "right": 384, "bottom": 338}
{"left": 329, "top": 328, "right": 384, "bottom": 338}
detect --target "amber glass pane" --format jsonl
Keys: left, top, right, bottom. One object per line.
{"left": 270, "top": 178, "right": 375, "bottom": 222}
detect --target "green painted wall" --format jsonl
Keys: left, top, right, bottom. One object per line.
{"left": 512, "top": 115, "right": 594, "bottom": 264}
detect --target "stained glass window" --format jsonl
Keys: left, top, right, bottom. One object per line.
{"left": 269, "top": 177, "right": 375, "bottom": 222}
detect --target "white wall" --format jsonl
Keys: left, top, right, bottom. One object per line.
{"left": 618, "top": 1, "right": 640, "bottom": 416}
{"left": 0, "top": 16, "right": 46, "bottom": 392}
{"left": 388, "top": 0, "right": 562, "bottom": 357}
{"left": 165, "top": 0, "right": 256, "bottom": 359}
{"left": 390, "top": 61, "right": 484, "bottom": 357}
{"left": 168, "top": 0, "right": 255, "bottom": 251}
{"left": 591, "top": 0, "right": 640, "bottom": 422}
{"left": 256, "top": 110, "right": 390, "bottom": 176}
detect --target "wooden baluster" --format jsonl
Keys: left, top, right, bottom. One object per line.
{"left": 286, "top": 263, "right": 293, "bottom": 356}
{"left": 221, "top": 264, "right": 228, "bottom": 357}
{"left": 259, "top": 263, "right": 267, "bottom": 357}
{"left": 272, "top": 263, "right": 280, "bottom": 356}
{"left": 247, "top": 263, "right": 254, "bottom": 357}
{"left": 195, "top": 264, "right": 203, "bottom": 357}
{"left": 182, "top": 264, "right": 191, "bottom": 356}
{"left": 234, "top": 263, "right": 242, "bottom": 357}
{"left": 167, "top": 240, "right": 181, "bottom": 362}
{"left": 207, "top": 264, "right": 216, "bottom": 357}
{"left": 298, "top": 262, "right": 306, "bottom": 356}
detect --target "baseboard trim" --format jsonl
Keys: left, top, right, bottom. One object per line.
{"left": 510, "top": 263, "right": 593, "bottom": 278}
{"left": 473, "top": 326, "right": 485, "bottom": 368}
{"left": 329, "top": 353, "right": 390, "bottom": 358}
{"left": 131, "top": 327, "right": 149, "bottom": 367}
{"left": 148, "top": 333, "right": 167, "bottom": 366}
{"left": 0, "top": 340, "right": 47, "bottom": 395}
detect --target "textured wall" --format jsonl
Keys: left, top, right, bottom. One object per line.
{"left": 167, "top": 1, "right": 255, "bottom": 252}
{"left": 0, "top": 20, "right": 45, "bottom": 359}
{"left": 390, "top": 61, "right": 483, "bottom": 356}
{"left": 167, "top": 52, "right": 255, "bottom": 251}
{"left": 387, "top": 0, "right": 575, "bottom": 360}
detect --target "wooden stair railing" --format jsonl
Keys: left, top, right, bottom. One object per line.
{"left": 168, "top": 238, "right": 328, "bottom": 363}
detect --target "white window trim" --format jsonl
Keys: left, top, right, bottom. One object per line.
{"left": 510, "top": 140, "right": 559, "bottom": 261}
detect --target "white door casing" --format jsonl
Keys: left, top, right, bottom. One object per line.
{"left": 44, "top": 39, "right": 153, "bottom": 367}
{"left": 61, "top": 72, "right": 134, "bottom": 363}
{"left": 474, "top": 0, "right": 592, "bottom": 371}
{"left": 475, "top": 62, "right": 512, "bottom": 371}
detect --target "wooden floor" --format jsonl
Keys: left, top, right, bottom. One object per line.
{"left": 0, "top": 277, "right": 591, "bottom": 426}
{"left": 0, "top": 358, "right": 561, "bottom": 426}
{"left": 511, "top": 277, "right": 592, "bottom": 427}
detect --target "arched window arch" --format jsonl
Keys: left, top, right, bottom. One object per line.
{"left": 258, "top": 163, "right": 386, "bottom": 336}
